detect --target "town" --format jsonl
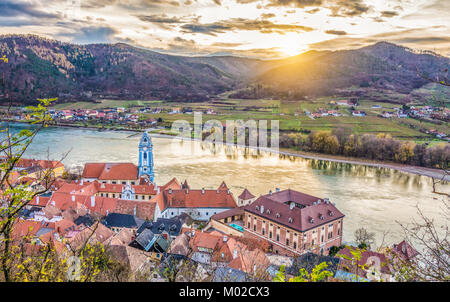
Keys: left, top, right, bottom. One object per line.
{"left": 0, "top": 132, "right": 419, "bottom": 282}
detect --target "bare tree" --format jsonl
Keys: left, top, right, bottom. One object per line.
{"left": 354, "top": 227, "right": 376, "bottom": 249}
{"left": 396, "top": 199, "right": 449, "bottom": 281}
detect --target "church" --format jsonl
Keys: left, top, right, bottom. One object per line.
{"left": 82, "top": 132, "right": 155, "bottom": 185}
{"left": 80, "top": 132, "right": 238, "bottom": 221}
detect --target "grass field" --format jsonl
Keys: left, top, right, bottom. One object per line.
{"left": 50, "top": 97, "right": 448, "bottom": 142}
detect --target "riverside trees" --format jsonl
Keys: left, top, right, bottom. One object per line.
{"left": 280, "top": 130, "right": 449, "bottom": 169}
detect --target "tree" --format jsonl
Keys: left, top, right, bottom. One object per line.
{"left": 354, "top": 227, "right": 376, "bottom": 249}
{"left": 395, "top": 199, "right": 449, "bottom": 281}
{"left": 274, "top": 262, "right": 333, "bottom": 282}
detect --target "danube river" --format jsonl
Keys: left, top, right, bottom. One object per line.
{"left": 9, "top": 123, "right": 449, "bottom": 248}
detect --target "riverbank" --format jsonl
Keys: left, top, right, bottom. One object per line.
{"left": 4, "top": 119, "right": 449, "bottom": 181}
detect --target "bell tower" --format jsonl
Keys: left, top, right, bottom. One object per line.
{"left": 138, "top": 132, "right": 154, "bottom": 182}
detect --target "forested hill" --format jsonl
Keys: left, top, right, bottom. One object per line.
{"left": 248, "top": 42, "right": 450, "bottom": 101}
{"left": 0, "top": 35, "right": 448, "bottom": 104}
{"left": 0, "top": 35, "right": 239, "bottom": 103}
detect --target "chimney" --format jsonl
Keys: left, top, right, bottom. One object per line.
{"left": 90, "top": 196, "right": 95, "bottom": 208}
{"left": 260, "top": 205, "right": 264, "bottom": 214}
{"left": 269, "top": 190, "right": 272, "bottom": 195}
{"left": 71, "top": 195, "right": 75, "bottom": 202}
{"left": 80, "top": 179, "right": 83, "bottom": 185}
{"left": 157, "top": 186, "right": 160, "bottom": 194}
{"left": 134, "top": 206, "right": 137, "bottom": 216}
{"left": 36, "top": 196, "right": 39, "bottom": 204}
{"left": 201, "top": 188, "right": 205, "bottom": 194}
{"left": 276, "top": 188, "right": 280, "bottom": 192}
{"left": 223, "top": 235, "right": 227, "bottom": 242}
{"left": 227, "top": 189, "right": 230, "bottom": 195}
{"left": 233, "top": 249, "right": 238, "bottom": 259}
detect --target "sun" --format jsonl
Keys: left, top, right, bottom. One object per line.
{"left": 278, "top": 36, "right": 307, "bottom": 57}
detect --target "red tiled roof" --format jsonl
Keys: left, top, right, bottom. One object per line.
{"left": 29, "top": 195, "right": 50, "bottom": 207}
{"left": 82, "top": 163, "right": 138, "bottom": 180}
{"left": 244, "top": 191, "right": 344, "bottom": 233}
{"left": 238, "top": 188, "right": 255, "bottom": 200}
{"left": 392, "top": 240, "right": 419, "bottom": 261}
{"left": 263, "top": 189, "right": 325, "bottom": 207}
{"left": 337, "top": 248, "right": 393, "bottom": 275}
{"left": 218, "top": 181, "right": 229, "bottom": 191}
{"left": 211, "top": 207, "right": 244, "bottom": 221}
{"left": 114, "top": 200, "right": 156, "bottom": 220}
{"left": 162, "top": 189, "right": 237, "bottom": 210}
{"left": 15, "top": 158, "right": 64, "bottom": 170}
{"left": 190, "top": 231, "right": 223, "bottom": 252}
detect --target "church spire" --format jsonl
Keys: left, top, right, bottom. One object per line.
{"left": 138, "top": 132, "right": 154, "bottom": 182}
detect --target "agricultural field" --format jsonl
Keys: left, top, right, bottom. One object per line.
{"left": 50, "top": 97, "right": 448, "bottom": 143}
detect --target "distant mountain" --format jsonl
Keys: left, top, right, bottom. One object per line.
{"left": 0, "top": 35, "right": 448, "bottom": 104}
{"left": 0, "top": 35, "right": 249, "bottom": 103}
{"left": 251, "top": 42, "right": 449, "bottom": 101}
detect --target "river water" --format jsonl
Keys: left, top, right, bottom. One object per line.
{"left": 6, "top": 123, "right": 449, "bottom": 248}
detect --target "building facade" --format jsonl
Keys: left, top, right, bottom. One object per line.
{"left": 243, "top": 189, "right": 344, "bottom": 256}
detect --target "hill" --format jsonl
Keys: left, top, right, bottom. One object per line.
{"left": 246, "top": 42, "right": 449, "bottom": 102}
{"left": 0, "top": 35, "right": 448, "bottom": 104}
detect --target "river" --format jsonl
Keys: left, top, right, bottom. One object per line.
{"left": 6, "top": 123, "right": 449, "bottom": 248}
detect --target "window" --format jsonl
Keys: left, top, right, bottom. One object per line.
{"left": 338, "top": 229, "right": 340, "bottom": 235}
{"left": 122, "top": 182, "right": 126, "bottom": 185}
{"left": 248, "top": 222, "right": 250, "bottom": 228}
{"left": 206, "top": 212, "right": 209, "bottom": 216}
{"left": 286, "top": 239, "right": 290, "bottom": 246}
{"left": 276, "top": 234, "right": 280, "bottom": 241}
{"left": 253, "top": 225, "right": 256, "bottom": 231}
{"left": 112, "top": 181, "right": 117, "bottom": 184}
{"left": 328, "top": 232, "right": 333, "bottom": 239}
{"left": 112, "top": 194, "right": 116, "bottom": 198}
{"left": 269, "top": 231, "right": 272, "bottom": 239}
{"left": 321, "top": 235, "right": 324, "bottom": 243}
{"left": 293, "top": 242, "right": 297, "bottom": 249}
{"left": 262, "top": 228, "right": 265, "bottom": 235}
{"left": 131, "top": 182, "right": 135, "bottom": 185}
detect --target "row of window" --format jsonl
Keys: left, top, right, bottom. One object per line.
{"left": 247, "top": 215, "right": 341, "bottom": 250}
{"left": 99, "top": 192, "right": 151, "bottom": 200}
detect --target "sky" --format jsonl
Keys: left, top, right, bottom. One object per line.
{"left": 0, "top": 0, "right": 449, "bottom": 58}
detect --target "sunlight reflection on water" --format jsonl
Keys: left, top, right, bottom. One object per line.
{"left": 7, "top": 123, "right": 449, "bottom": 248}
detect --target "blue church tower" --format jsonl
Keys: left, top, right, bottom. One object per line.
{"left": 138, "top": 132, "right": 154, "bottom": 182}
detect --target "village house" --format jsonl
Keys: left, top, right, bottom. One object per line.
{"left": 243, "top": 189, "right": 344, "bottom": 256}
{"left": 153, "top": 184, "right": 238, "bottom": 221}
{"left": 237, "top": 188, "right": 256, "bottom": 206}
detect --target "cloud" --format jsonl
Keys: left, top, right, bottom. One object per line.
{"left": 137, "top": 14, "right": 185, "bottom": 24}
{"left": 180, "top": 18, "right": 315, "bottom": 36}
{"left": 236, "top": 0, "right": 370, "bottom": 17}
{"left": 58, "top": 26, "right": 119, "bottom": 44}
{"left": 380, "top": 11, "right": 398, "bottom": 18}
{"left": 261, "top": 13, "right": 276, "bottom": 19}
{"left": 0, "top": 0, "right": 60, "bottom": 19}
{"left": 309, "top": 27, "right": 450, "bottom": 56}
{"left": 325, "top": 29, "right": 347, "bottom": 35}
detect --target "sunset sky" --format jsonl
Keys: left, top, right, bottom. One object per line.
{"left": 0, "top": 0, "right": 449, "bottom": 58}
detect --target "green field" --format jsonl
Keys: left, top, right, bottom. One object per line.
{"left": 50, "top": 97, "right": 448, "bottom": 142}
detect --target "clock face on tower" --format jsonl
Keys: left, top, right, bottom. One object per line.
{"left": 143, "top": 147, "right": 147, "bottom": 151}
